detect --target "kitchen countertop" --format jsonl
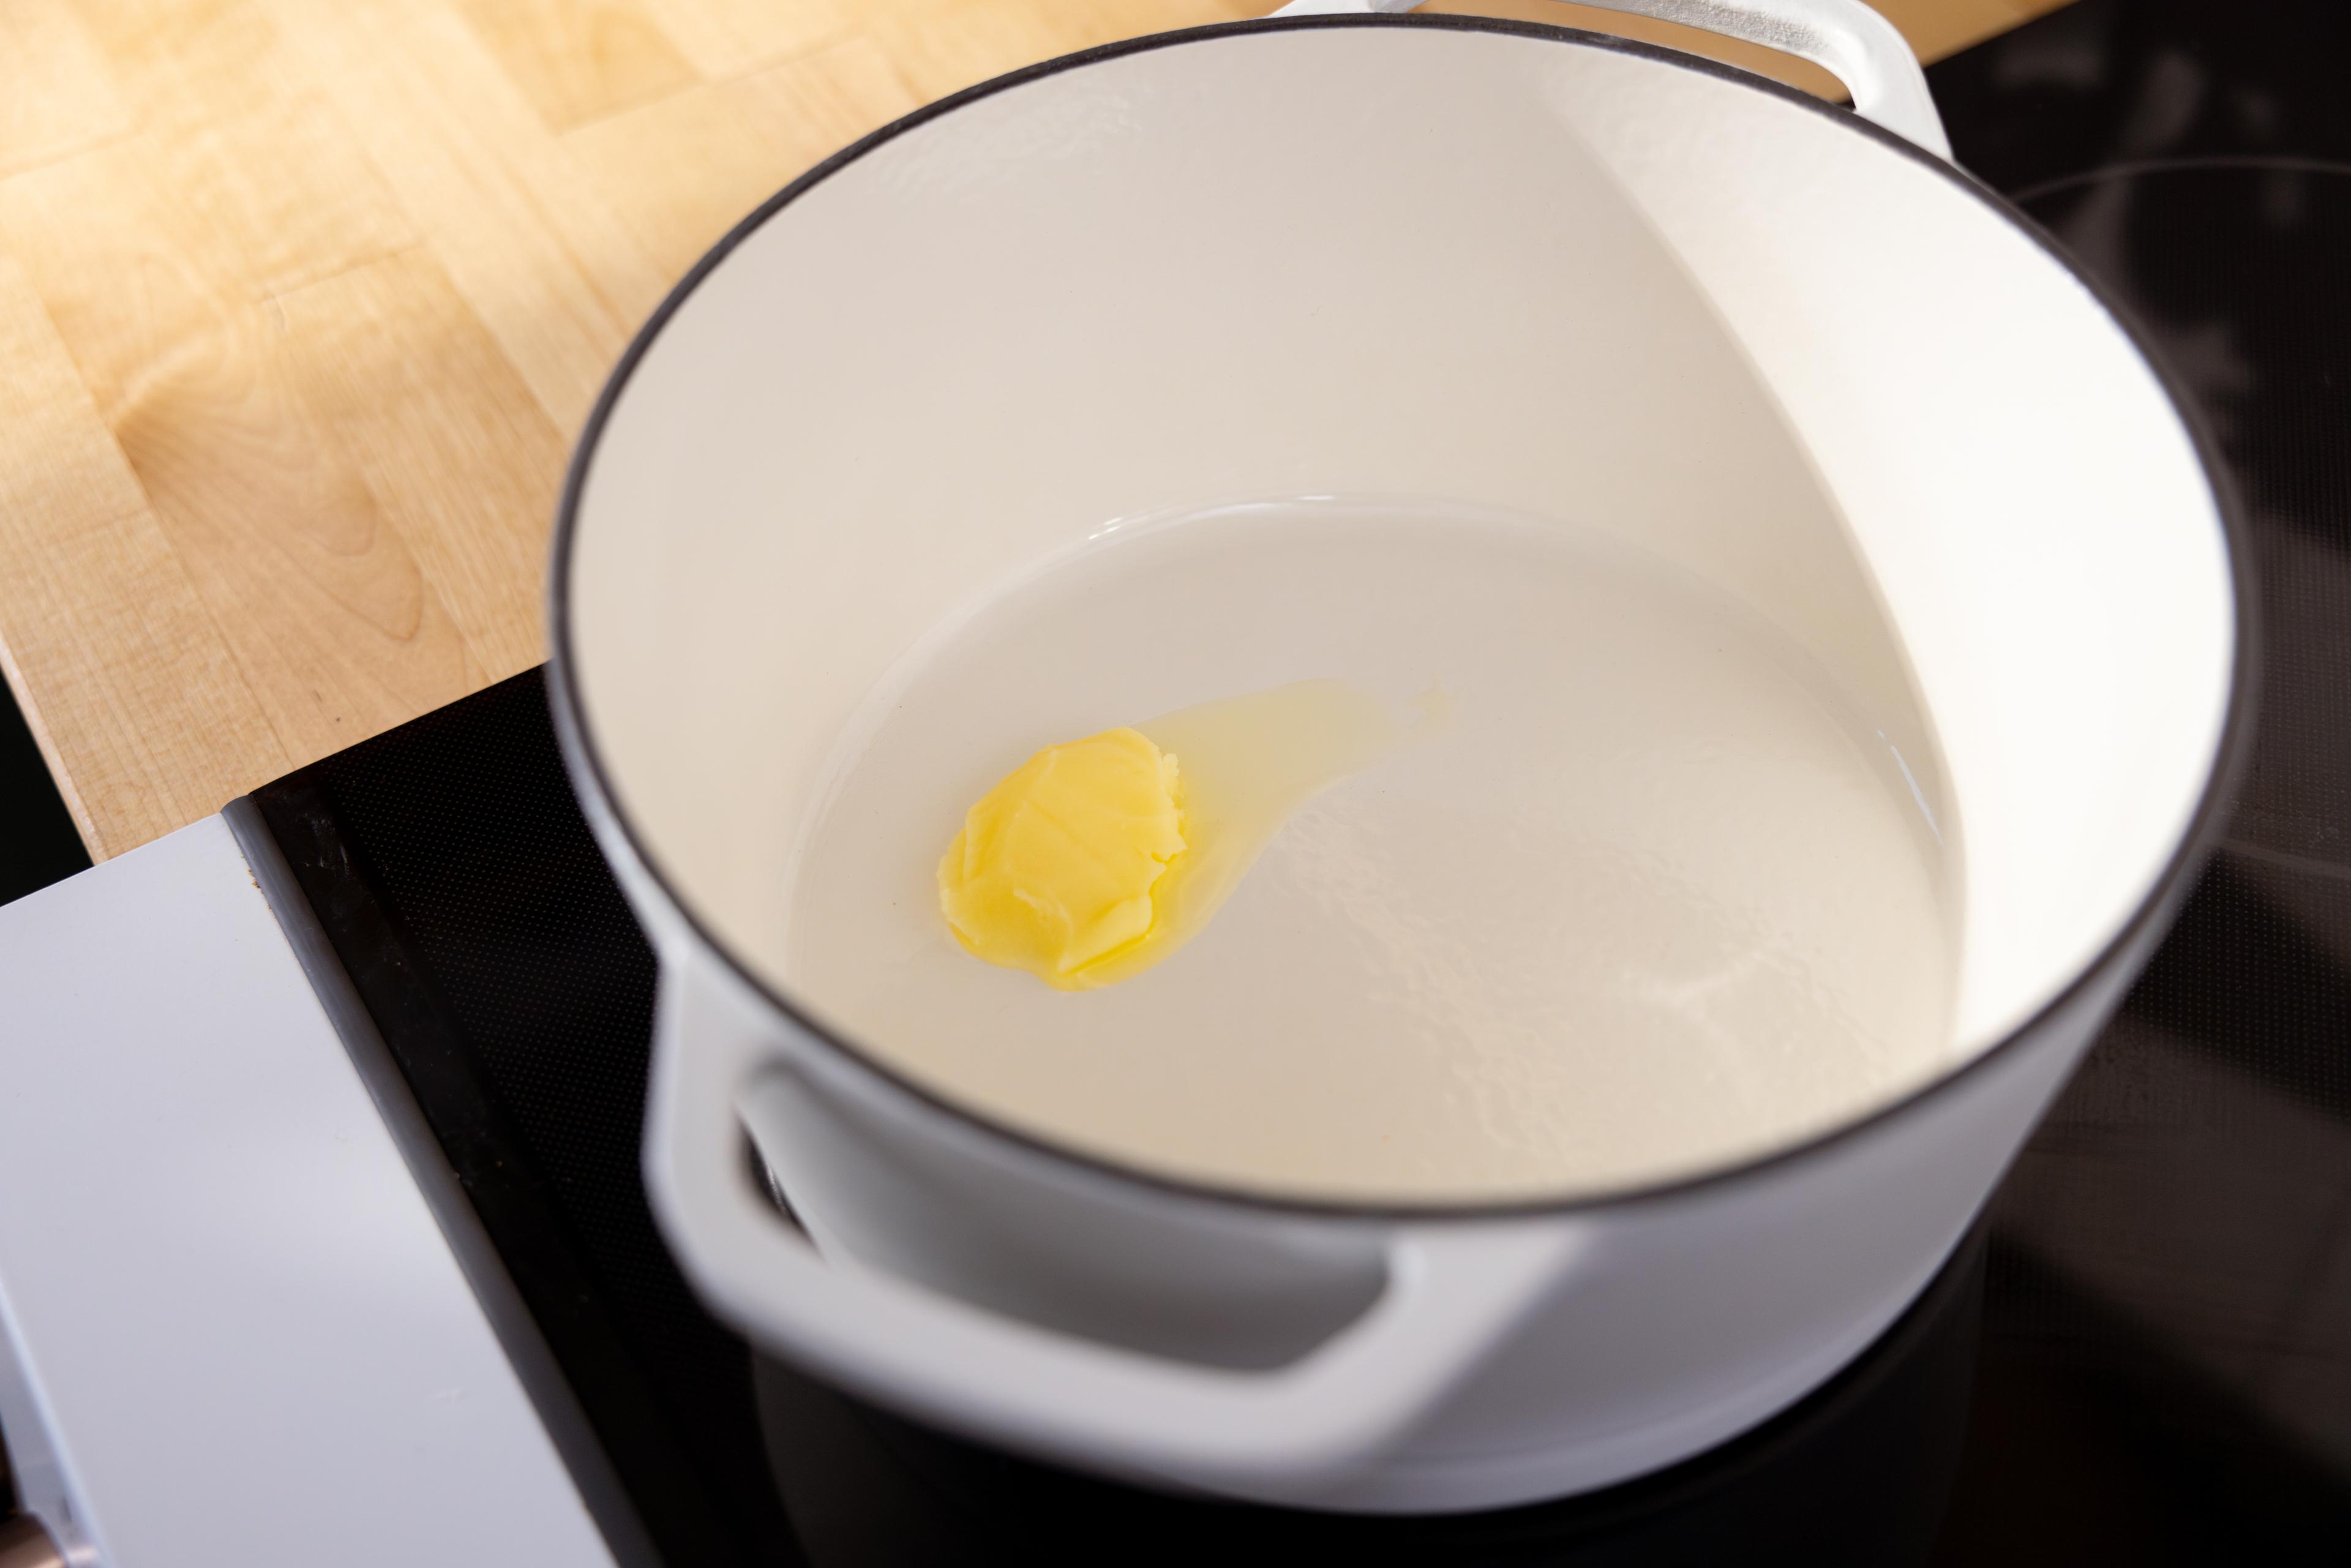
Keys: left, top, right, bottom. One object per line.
{"left": 0, "top": 0, "right": 2063, "bottom": 861}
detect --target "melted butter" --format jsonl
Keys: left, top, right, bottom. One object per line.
{"left": 937, "top": 727, "right": 1185, "bottom": 987}
{"left": 939, "top": 681, "right": 1429, "bottom": 989}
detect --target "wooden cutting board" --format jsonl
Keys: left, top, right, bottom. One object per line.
{"left": 0, "top": 0, "right": 2063, "bottom": 860}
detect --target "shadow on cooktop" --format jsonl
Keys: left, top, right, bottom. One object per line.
{"left": 756, "top": 1221, "right": 1989, "bottom": 1566}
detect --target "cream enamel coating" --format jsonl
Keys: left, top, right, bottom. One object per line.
{"left": 785, "top": 500, "right": 1957, "bottom": 1202}
{"left": 557, "top": 13, "right": 2243, "bottom": 1514}
{"left": 572, "top": 25, "right": 1946, "bottom": 1038}
{"left": 571, "top": 20, "right": 2227, "bottom": 1089}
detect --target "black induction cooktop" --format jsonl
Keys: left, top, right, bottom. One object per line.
{"left": 246, "top": 2, "right": 2351, "bottom": 1561}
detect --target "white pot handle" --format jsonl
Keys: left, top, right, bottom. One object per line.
{"left": 1277, "top": 0, "right": 1951, "bottom": 160}
{"left": 642, "top": 951, "right": 1584, "bottom": 1490}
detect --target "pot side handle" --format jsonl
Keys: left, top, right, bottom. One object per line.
{"left": 1276, "top": 0, "right": 1952, "bottom": 161}
{"left": 642, "top": 956, "right": 1584, "bottom": 1493}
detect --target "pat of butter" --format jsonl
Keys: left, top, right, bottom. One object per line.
{"left": 937, "top": 728, "right": 1186, "bottom": 989}
{"left": 937, "top": 681, "right": 1439, "bottom": 992}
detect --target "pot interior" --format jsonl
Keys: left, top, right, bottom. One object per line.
{"left": 562, "top": 20, "right": 2235, "bottom": 1202}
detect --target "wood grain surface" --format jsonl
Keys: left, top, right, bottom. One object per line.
{"left": 0, "top": 0, "right": 2064, "bottom": 860}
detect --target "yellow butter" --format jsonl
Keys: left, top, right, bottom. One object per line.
{"left": 937, "top": 728, "right": 1187, "bottom": 989}
{"left": 939, "top": 681, "right": 1437, "bottom": 992}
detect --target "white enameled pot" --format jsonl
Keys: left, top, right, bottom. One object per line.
{"left": 549, "top": 0, "right": 2252, "bottom": 1514}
